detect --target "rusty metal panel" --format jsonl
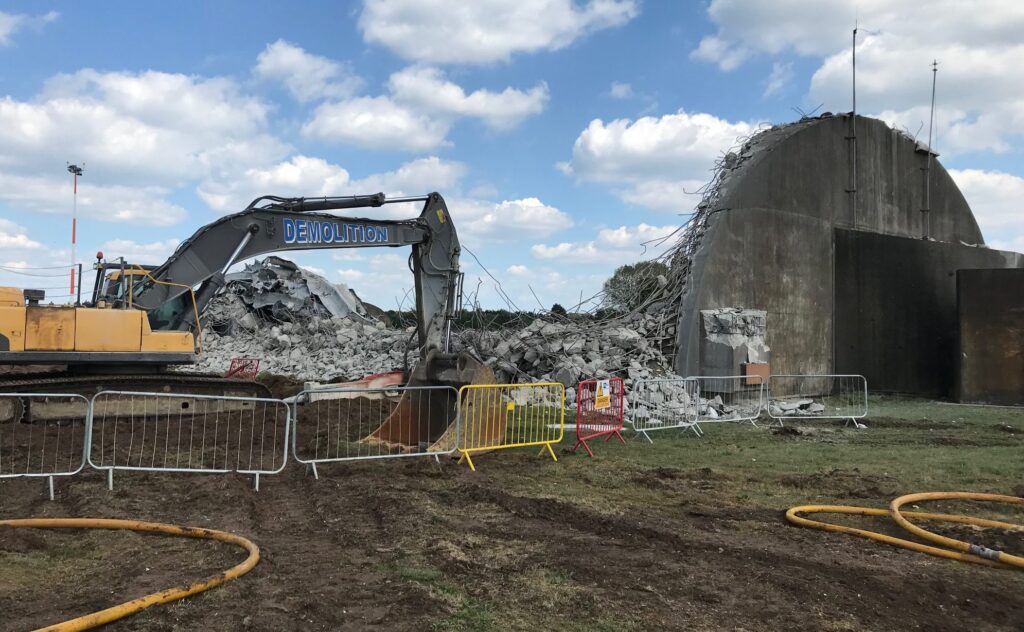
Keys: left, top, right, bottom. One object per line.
{"left": 26, "top": 306, "right": 76, "bottom": 351}
{"left": 957, "top": 269, "right": 1024, "bottom": 405}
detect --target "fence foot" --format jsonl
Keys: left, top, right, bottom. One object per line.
{"left": 571, "top": 438, "right": 594, "bottom": 457}
{"left": 845, "top": 418, "right": 867, "bottom": 429}
{"left": 106, "top": 469, "right": 114, "bottom": 491}
{"left": 458, "top": 450, "right": 476, "bottom": 472}
{"left": 542, "top": 443, "right": 558, "bottom": 463}
{"left": 309, "top": 463, "right": 319, "bottom": 480}
{"left": 612, "top": 430, "right": 626, "bottom": 445}
{"left": 253, "top": 473, "right": 260, "bottom": 492}
{"left": 639, "top": 431, "right": 654, "bottom": 444}
{"left": 47, "top": 476, "right": 54, "bottom": 501}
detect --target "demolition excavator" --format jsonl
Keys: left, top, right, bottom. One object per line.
{"left": 0, "top": 192, "right": 498, "bottom": 450}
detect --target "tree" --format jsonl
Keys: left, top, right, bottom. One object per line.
{"left": 550, "top": 303, "right": 567, "bottom": 316}
{"left": 601, "top": 261, "right": 669, "bottom": 312}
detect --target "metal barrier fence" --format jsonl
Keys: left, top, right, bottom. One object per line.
{"left": 629, "top": 378, "right": 700, "bottom": 441}
{"left": 690, "top": 375, "right": 765, "bottom": 426}
{"left": 767, "top": 375, "right": 868, "bottom": 427}
{"left": 88, "top": 391, "right": 290, "bottom": 490}
{"left": 457, "top": 383, "right": 565, "bottom": 471}
{"left": 0, "top": 393, "right": 90, "bottom": 500}
{"left": 292, "top": 386, "right": 459, "bottom": 477}
{"left": 573, "top": 377, "right": 625, "bottom": 457}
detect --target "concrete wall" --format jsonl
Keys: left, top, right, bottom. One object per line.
{"left": 673, "top": 114, "right": 1022, "bottom": 393}
{"left": 833, "top": 230, "right": 1023, "bottom": 395}
{"left": 957, "top": 269, "right": 1024, "bottom": 405}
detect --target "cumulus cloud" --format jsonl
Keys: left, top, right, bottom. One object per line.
{"left": 0, "top": 68, "right": 287, "bottom": 190}
{"left": 0, "top": 173, "right": 187, "bottom": 226}
{"left": 451, "top": 197, "right": 574, "bottom": 244}
{"left": 98, "top": 238, "right": 181, "bottom": 265}
{"left": 0, "top": 10, "right": 58, "bottom": 46}
{"left": 694, "top": 0, "right": 1024, "bottom": 154}
{"left": 303, "top": 64, "right": 549, "bottom": 150}
{"left": 531, "top": 223, "right": 678, "bottom": 264}
{"left": 387, "top": 66, "right": 548, "bottom": 129}
{"left": 198, "top": 155, "right": 467, "bottom": 213}
{"left": 948, "top": 169, "right": 1024, "bottom": 248}
{"left": 559, "top": 110, "right": 756, "bottom": 212}
{"left": 358, "top": 0, "right": 638, "bottom": 64}
{"left": 255, "top": 39, "right": 363, "bottom": 102}
{"left": 302, "top": 95, "right": 451, "bottom": 152}
{"left": 0, "top": 219, "right": 44, "bottom": 250}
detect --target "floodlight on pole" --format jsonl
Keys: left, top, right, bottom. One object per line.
{"left": 67, "top": 163, "right": 83, "bottom": 296}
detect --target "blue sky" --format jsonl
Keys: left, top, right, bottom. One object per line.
{"left": 1, "top": 1, "right": 1022, "bottom": 310}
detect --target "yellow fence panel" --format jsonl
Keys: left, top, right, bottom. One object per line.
{"left": 457, "top": 383, "right": 565, "bottom": 471}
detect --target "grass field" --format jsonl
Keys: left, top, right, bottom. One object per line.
{"left": 0, "top": 395, "right": 1022, "bottom": 631}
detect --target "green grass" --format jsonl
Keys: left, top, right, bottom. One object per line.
{"left": 490, "top": 396, "right": 1024, "bottom": 520}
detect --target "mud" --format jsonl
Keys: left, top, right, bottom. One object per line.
{"left": 1, "top": 454, "right": 1022, "bottom": 631}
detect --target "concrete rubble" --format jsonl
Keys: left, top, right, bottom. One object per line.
{"left": 185, "top": 258, "right": 678, "bottom": 405}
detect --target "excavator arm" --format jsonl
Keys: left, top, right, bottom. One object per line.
{"left": 126, "top": 192, "right": 461, "bottom": 359}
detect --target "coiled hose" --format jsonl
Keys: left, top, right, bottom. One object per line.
{"left": 786, "top": 491, "right": 1024, "bottom": 569}
{"left": 0, "top": 518, "right": 260, "bottom": 631}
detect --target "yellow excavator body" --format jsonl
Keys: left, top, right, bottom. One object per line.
{"left": 0, "top": 288, "right": 194, "bottom": 356}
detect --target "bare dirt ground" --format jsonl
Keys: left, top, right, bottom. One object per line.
{"left": 2, "top": 395, "right": 1023, "bottom": 631}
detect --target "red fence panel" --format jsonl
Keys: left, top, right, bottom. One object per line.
{"left": 573, "top": 377, "right": 625, "bottom": 457}
{"left": 226, "top": 358, "right": 261, "bottom": 380}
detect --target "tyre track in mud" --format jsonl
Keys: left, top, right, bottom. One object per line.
{"left": 429, "top": 482, "right": 1024, "bottom": 631}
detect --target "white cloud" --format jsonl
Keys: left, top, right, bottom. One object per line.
{"left": 0, "top": 173, "right": 187, "bottom": 226}
{"left": 388, "top": 66, "right": 548, "bottom": 129}
{"left": 559, "top": 110, "right": 756, "bottom": 211}
{"left": 695, "top": 0, "right": 1024, "bottom": 154}
{"left": 358, "top": 0, "right": 638, "bottom": 64}
{"left": 948, "top": 169, "right": 1024, "bottom": 247}
{"left": 763, "top": 61, "right": 792, "bottom": 97}
{"left": 0, "top": 10, "right": 58, "bottom": 46}
{"left": 0, "top": 219, "right": 43, "bottom": 250}
{"left": 303, "top": 66, "right": 549, "bottom": 150}
{"left": 98, "top": 238, "right": 181, "bottom": 265}
{"left": 531, "top": 223, "right": 677, "bottom": 264}
{"left": 198, "top": 155, "right": 467, "bottom": 214}
{"left": 198, "top": 155, "right": 354, "bottom": 212}
{"left": 302, "top": 96, "right": 450, "bottom": 152}
{"left": 452, "top": 197, "right": 573, "bottom": 244}
{"left": 254, "top": 39, "right": 363, "bottom": 102}
{"left": 0, "top": 69, "right": 286, "bottom": 187}
{"left": 609, "top": 81, "right": 633, "bottom": 99}
{"left": 506, "top": 264, "right": 531, "bottom": 276}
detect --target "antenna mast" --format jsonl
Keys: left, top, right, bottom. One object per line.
{"left": 847, "top": 24, "right": 858, "bottom": 227}
{"left": 923, "top": 60, "right": 938, "bottom": 239}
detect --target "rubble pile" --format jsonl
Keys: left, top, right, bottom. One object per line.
{"left": 768, "top": 398, "right": 826, "bottom": 417}
{"left": 184, "top": 259, "right": 677, "bottom": 396}
{"left": 456, "top": 313, "right": 675, "bottom": 405}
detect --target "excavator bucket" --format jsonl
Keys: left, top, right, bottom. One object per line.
{"left": 364, "top": 350, "right": 504, "bottom": 453}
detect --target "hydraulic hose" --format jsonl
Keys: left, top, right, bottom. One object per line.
{"left": 786, "top": 492, "right": 1024, "bottom": 570}
{"left": 0, "top": 518, "right": 260, "bottom": 631}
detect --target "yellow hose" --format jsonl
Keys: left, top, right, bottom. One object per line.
{"left": 0, "top": 518, "right": 260, "bottom": 631}
{"left": 786, "top": 492, "right": 1024, "bottom": 570}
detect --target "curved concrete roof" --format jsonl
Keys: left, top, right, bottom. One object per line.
{"left": 672, "top": 114, "right": 1021, "bottom": 385}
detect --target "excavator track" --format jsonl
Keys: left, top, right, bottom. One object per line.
{"left": 0, "top": 371, "right": 271, "bottom": 399}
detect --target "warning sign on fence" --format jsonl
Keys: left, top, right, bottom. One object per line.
{"left": 595, "top": 379, "right": 611, "bottom": 410}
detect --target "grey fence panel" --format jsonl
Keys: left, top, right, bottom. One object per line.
{"left": 689, "top": 375, "right": 765, "bottom": 426}
{"left": 767, "top": 375, "right": 869, "bottom": 427}
{"left": 0, "top": 393, "right": 90, "bottom": 499}
{"left": 628, "top": 378, "right": 701, "bottom": 442}
{"left": 88, "top": 391, "right": 290, "bottom": 490}
{"left": 291, "top": 386, "right": 459, "bottom": 478}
